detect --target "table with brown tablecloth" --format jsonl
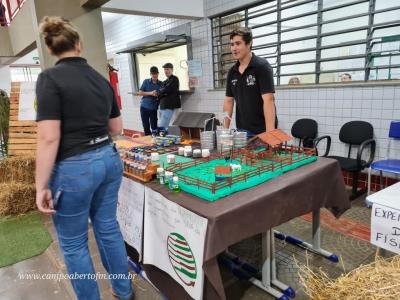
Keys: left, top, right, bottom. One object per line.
{"left": 125, "top": 157, "right": 350, "bottom": 300}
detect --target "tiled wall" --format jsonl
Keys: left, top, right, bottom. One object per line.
{"left": 103, "top": 1, "right": 400, "bottom": 171}
{"left": 276, "top": 86, "right": 400, "bottom": 161}
{"left": 183, "top": 85, "right": 400, "bottom": 161}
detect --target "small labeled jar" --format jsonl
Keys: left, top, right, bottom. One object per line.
{"left": 167, "top": 154, "right": 176, "bottom": 164}
{"left": 184, "top": 146, "right": 193, "bottom": 157}
{"left": 151, "top": 152, "right": 160, "bottom": 162}
{"left": 201, "top": 149, "right": 210, "bottom": 158}
{"left": 193, "top": 149, "right": 202, "bottom": 158}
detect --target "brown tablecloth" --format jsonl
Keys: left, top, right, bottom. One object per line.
{"left": 126, "top": 157, "right": 350, "bottom": 300}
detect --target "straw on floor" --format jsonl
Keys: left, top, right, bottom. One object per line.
{"left": 299, "top": 254, "right": 400, "bottom": 300}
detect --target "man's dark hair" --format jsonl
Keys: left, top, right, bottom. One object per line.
{"left": 162, "top": 62, "right": 173, "bottom": 69}
{"left": 230, "top": 27, "right": 253, "bottom": 44}
{"left": 150, "top": 66, "right": 159, "bottom": 74}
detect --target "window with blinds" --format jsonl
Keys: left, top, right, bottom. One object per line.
{"left": 211, "top": 0, "right": 400, "bottom": 87}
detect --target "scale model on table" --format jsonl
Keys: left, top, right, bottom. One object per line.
{"left": 117, "top": 129, "right": 317, "bottom": 201}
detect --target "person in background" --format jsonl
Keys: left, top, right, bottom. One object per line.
{"left": 288, "top": 76, "right": 300, "bottom": 85}
{"left": 137, "top": 66, "right": 161, "bottom": 135}
{"left": 223, "top": 27, "right": 277, "bottom": 138}
{"left": 157, "top": 63, "right": 181, "bottom": 129}
{"left": 35, "top": 16, "right": 134, "bottom": 300}
{"left": 340, "top": 73, "right": 352, "bottom": 82}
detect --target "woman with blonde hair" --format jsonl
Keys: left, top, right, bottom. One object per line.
{"left": 35, "top": 16, "right": 134, "bottom": 300}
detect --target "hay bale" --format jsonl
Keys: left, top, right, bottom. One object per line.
{"left": 0, "top": 156, "right": 35, "bottom": 184}
{"left": 299, "top": 254, "right": 400, "bottom": 300}
{"left": 0, "top": 183, "right": 36, "bottom": 216}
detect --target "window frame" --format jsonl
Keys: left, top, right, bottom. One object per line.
{"left": 211, "top": 0, "right": 400, "bottom": 87}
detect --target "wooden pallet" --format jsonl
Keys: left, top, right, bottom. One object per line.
{"left": 8, "top": 82, "right": 37, "bottom": 156}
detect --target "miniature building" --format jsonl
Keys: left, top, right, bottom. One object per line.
{"left": 172, "top": 112, "right": 217, "bottom": 140}
{"left": 253, "top": 129, "right": 293, "bottom": 147}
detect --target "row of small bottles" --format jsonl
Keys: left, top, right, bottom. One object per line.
{"left": 157, "top": 167, "right": 180, "bottom": 192}
{"left": 123, "top": 160, "right": 148, "bottom": 176}
{"left": 121, "top": 149, "right": 153, "bottom": 163}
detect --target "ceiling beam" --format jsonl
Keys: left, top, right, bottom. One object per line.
{"left": 81, "top": 0, "right": 110, "bottom": 9}
{"left": 102, "top": 0, "right": 204, "bottom": 19}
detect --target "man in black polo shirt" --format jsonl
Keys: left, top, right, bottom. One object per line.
{"left": 223, "top": 27, "right": 276, "bottom": 136}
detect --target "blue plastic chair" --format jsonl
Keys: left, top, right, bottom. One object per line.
{"left": 367, "top": 121, "right": 400, "bottom": 206}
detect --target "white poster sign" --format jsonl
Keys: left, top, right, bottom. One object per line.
{"left": 371, "top": 203, "right": 400, "bottom": 254}
{"left": 188, "top": 59, "right": 203, "bottom": 77}
{"left": 143, "top": 187, "right": 208, "bottom": 300}
{"left": 18, "top": 82, "right": 37, "bottom": 120}
{"left": 117, "top": 177, "right": 145, "bottom": 259}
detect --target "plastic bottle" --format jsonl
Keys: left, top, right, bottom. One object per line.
{"left": 157, "top": 167, "right": 165, "bottom": 184}
{"left": 165, "top": 171, "right": 173, "bottom": 186}
{"left": 172, "top": 176, "right": 180, "bottom": 192}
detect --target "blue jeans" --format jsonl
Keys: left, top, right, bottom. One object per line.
{"left": 237, "top": 129, "right": 256, "bottom": 139}
{"left": 140, "top": 106, "right": 158, "bottom": 136}
{"left": 158, "top": 109, "right": 174, "bottom": 128}
{"left": 49, "top": 144, "right": 132, "bottom": 300}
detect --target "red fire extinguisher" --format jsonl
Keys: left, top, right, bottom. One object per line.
{"left": 108, "top": 64, "right": 122, "bottom": 109}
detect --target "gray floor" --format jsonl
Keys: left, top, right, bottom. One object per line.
{"left": 0, "top": 195, "right": 387, "bottom": 300}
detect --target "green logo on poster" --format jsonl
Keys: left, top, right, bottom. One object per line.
{"left": 167, "top": 232, "right": 197, "bottom": 287}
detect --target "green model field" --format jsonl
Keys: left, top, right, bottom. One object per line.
{"left": 175, "top": 152, "right": 317, "bottom": 201}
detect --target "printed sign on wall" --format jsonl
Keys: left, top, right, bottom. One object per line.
{"left": 143, "top": 187, "right": 208, "bottom": 300}
{"left": 187, "top": 59, "right": 203, "bottom": 77}
{"left": 188, "top": 59, "right": 202, "bottom": 88}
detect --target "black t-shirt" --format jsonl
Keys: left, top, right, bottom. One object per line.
{"left": 226, "top": 53, "right": 276, "bottom": 134}
{"left": 36, "top": 57, "right": 121, "bottom": 161}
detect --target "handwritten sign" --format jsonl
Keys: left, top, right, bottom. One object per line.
{"left": 371, "top": 203, "right": 400, "bottom": 254}
{"left": 117, "top": 177, "right": 145, "bottom": 259}
{"left": 143, "top": 187, "right": 208, "bottom": 300}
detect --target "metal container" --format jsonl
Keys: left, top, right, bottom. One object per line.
{"left": 233, "top": 130, "right": 247, "bottom": 149}
{"left": 200, "top": 131, "right": 215, "bottom": 150}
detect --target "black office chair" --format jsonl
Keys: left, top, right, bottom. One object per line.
{"left": 291, "top": 118, "right": 318, "bottom": 148}
{"left": 324, "top": 121, "right": 376, "bottom": 200}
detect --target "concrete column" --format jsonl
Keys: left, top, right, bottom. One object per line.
{"left": 0, "top": 26, "right": 13, "bottom": 57}
{"left": 31, "top": 0, "right": 108, "bottom": 78}
{"left": 0, "top": 66, "right": 11, "bottom": 94}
